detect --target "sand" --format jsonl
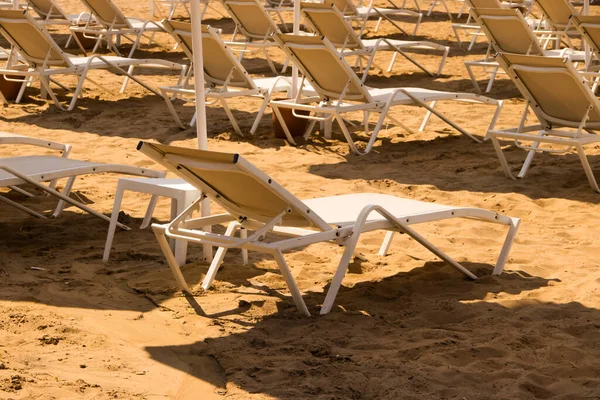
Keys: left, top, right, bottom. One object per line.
{"left": 2, "top": 0, "right": 600, "bottom": 399}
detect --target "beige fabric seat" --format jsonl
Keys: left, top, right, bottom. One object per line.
{"left": 139, "top": 141, "right": 520, "bottom": 316}
{"left": 300, "top": 2, "right": 448, "bottom": 81}
{"left": 161, "top": 21, "right": 313, "bottom": 135}
{"left": 0, "top": 10, "right": 184, "bottom": 111}
{"left": 269, "top": 34, "right": 503, "bottom": 155}
{"left": 487, "top": 53, "right": 600, "bottom": 192}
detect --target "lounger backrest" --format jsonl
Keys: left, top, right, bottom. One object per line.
{"left": 571, "top": 15, "right": 600, "bottom": 56}
{"left": 275, "top": 34, "right": 369, "bottom": 102}
{"left": 300, "top": 2, "right": 363, "bottom": 50}
{"left": 221, "top": 0, "right": 278, "bottom": 40}
{"left": 79, "top": 0, "right": 129, "bottom": 28}
{"left": 498, "top": 53, "right": 600, "bottom": 127}
{"left": 0, "top": 9, "right": 69, "bottom": 66}
{"left": 472, "top": 8, "right": 543, "bottom": 54}
{"left": 163, "top": 20, "right": 255, "bottom": 89}
{"left": 27, "top": 0, "right": 68, "bottom": 20}
{"left": 137, "top": 141, "right": 331, "bottom": 229}
{"left": 536, "top": 0, "right": 576, "bottom": 29}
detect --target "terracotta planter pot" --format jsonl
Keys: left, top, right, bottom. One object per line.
{"left": 72, "top": 25, "right": 99, "bottom": 50}
{"left": 272, "top": 103, "right": 310, "bottom": 139}
{"left": 0, "top": 75, "right": 23, "bottom": 101}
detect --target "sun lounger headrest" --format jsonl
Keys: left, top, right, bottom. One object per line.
{"left": 80, "top": 0, "right": 128, "bottom": 27}
{"left": 222, "top": 0, "right": 278, "bottom": 38}
{"left": 275, "top": 33, "right": 368, "bottom": 101}
{"left": 473, "top": 8, "right": 542, "bottom": 55}
{"left": 0, "top": 9, "right": 66, "bottom": 66}
{"left": 300, "top": 1, "right": 361, "bottom": 48}
{"left": 536, "top": 0, "right": 576, "bottom": 26}
{"left": 499, "top": 53, "right": 600, "bottom": 124}
{"left": 137, "top": 142, "right": 329, "bottom": 228}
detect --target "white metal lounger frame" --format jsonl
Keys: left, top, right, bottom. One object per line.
{"left": 72, "top": 0, "right": 165, "bottom": 58}
{"left": 487, "top": 53, "right": 600, "bottom": 192}
{"left": 0, "top": 155, "right": 165, "bottom": 228}
{"left": 220, "top": 0, "right": 289, "bottom": 74}
{"left": 0, "top": 10, "right": 183, "bottom": 111}
{"left": 160, "top": 22, "right": 292, "bottom": 135}
{"left": 300, "top": 2, "right": 448, "bottom": 80}
{"left": 0, "top": 131, "right": 70, "bottom": 194}
{"left": 270, "top": 34, "right": 502, "bottom": 155}
{"left": 26, "top": 0, "right": 89, "bottom": 25}
{"left": 138, "top": 141, "right": 520, "bottom": 316}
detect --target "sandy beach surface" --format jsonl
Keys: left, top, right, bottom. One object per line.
{"left": 2, "top": 1, "right": 600, "bottom": 398}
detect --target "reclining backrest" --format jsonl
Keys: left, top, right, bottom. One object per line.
{"left": 137, "top": 141, "right": 331, "bottom": 229}
{"left": 275, "top": 34, "right": 369, "bottom": 102}
{"left": 472, "top": 8, "right": 543, "bottom": 54}
{"left": 221, "top": 0, "right": 278, "bottom": 40}
{"left": 498, "top": 53, "right": 600, "bottom": 126}
{"left": 79, "top": 0, "right": 129, "bottom": 28}
{"left": 0, "top": 9, "right": 68, "bottom": 66}
{"left": 300, "top": 1, "right": 362, "bottom": 50}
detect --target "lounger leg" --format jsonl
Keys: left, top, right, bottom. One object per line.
{"left": 321, "top": 231, "right": 362, "bottom": 315}
{"left": 271, "top": 105, "right": 298, "bottom": 145}
{"left": 388, "top": 52, "right": 399, "bottom": 72}
{"left": 378, "top": 231, "right": 395, "bottom": 256}
{"left": 120, "top": 65, "right": 135, "bottom": 94}
{"left": 335, "top": 114, "right": 362, "bottom": 155}
{"left": 201, "top": 221, "right": 240, "bottom": 290}
{"left": 103, "top": 181, "right": 126, "bottom": 262}
{"left": 485, "top": 65, "right": 500, "bottom": 93}
{"left": 240, "top": 228, "right": 248, "bottom": 265}
{"left": 273, "top": 250, "right": 311, "bottom": 316}
{"left": 419, "top": 101, "right": 435, "bottom": 132}
{"left": 220, "top": 98, "right": 244, "bottom": 137}
{"left": 152, "top": 224, "right": 192, "bottom": 293}
{"left": 51, "top": 176, "right": 76, "bottom": 218}
{"left": 160, "top": 88, "right": 186, "bottom": 129}
{"left": 249, "top": 96, "right": 270, "bottom": 135}
{"left": 140, "top": 194, "right": 159, "bottom": 229}
{"left": 489, "top": 135, "right": 517, "bottom": 179}
{"left": 68, "top": 74, "right": 87, "bottom": 111}
{"left": 517, "top": 131, "right": 544, "bottom": 178}
{"left": 464, "top": 62, "right": 482, "bottom": 94}
{"left": 492, "top": 218, "right": 520, "bottom": 275}
{"left": 576, "top": 144, "right": 600, "bottom": 193}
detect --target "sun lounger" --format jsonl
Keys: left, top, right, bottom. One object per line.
{"left": 0, "top": 131, "right": 71, "bottom": 156}
{"left": 0, "top": 10, "right": 184, "bottom": 111}
{"left": 161, "top": 21, "right": 304, "bottom": 135}
{"left": 330, "top": 0, "right": 422, "bottom": 37}
{"left": 219, "top": 0, "right": 293, "bottom": 74}
{"left": 487, "top": 53, "right": 600, "bottom": 192}
{"left": 269, "top": 34, "right": 503, "bottom": 155}
{"left": 71, "top": 0, "right": 167, "bottom": 57}
{"left": 536, "top": 0, "right": 580, "bottom": 43}
{"left": 464, "top": 7, "right": 586, "bottom": 93}
{"left": 0, "top": 154, "right": 165, "bottom": 226}
{"left": 138, "top": 141, "right": 520, "bottom": 315}
{"left": 300, "top": 2, "right": 448, "bottom": 80}
{"left": 26, "top": 0, "right": 90, "bottom": 25}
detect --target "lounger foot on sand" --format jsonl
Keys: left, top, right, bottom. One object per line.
{"left": 139, "top": 142, "right": 521, "bottom": 316}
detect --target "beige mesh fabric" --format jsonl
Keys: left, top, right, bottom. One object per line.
{"left": 277, "top": 34, "right": 367, "bottom": 101}
{"left": 572, "top": 15, "right": 600, "bottom": 54}
{"left": 28, "top": 0, "right": 65, "bottom": 19}
{"left": 502, "top": 53, "right": 600, "bottom": 124}
{"left": 141, "top": 142, "right": 323, "bottom": 227}
{"left": 474, "top": 8, "right": 543, "bottom": 54}
{"left": 0, "top": 10, "right": 66, "bottom": 66}
{"left": 163, "top": 21, "right": 253, "bottom": 88}
{"left": 329, "top": 0, "right": 356, "bottom": 16}
{"left": 80, "top": 0, "right": 129, "bottom": 28}
{"left": 300, "top": 2, "right": 362, "bottom": 49}
{"left": 536, "top": 0, "right": 576, "bottom": 27}
{"left": 223, "top": 0, "right": 277, "bottom": 39}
